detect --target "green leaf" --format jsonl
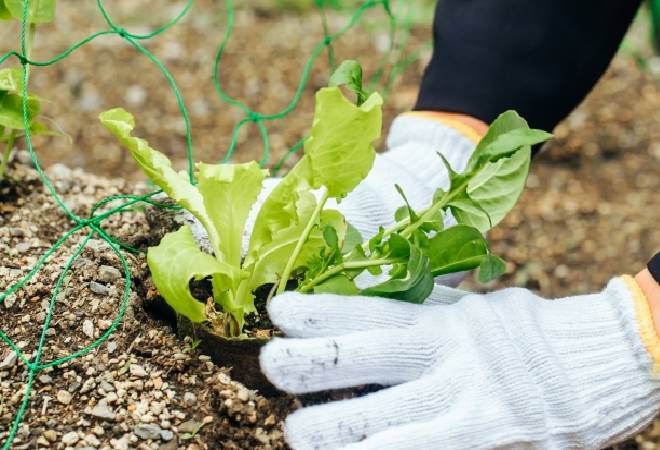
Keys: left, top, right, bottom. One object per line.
{"left": 147, "top": 226, "right": 238, "bottom": 323}
{"left": 361, "top": 240, "right": 433, "bottom": 304}
{"left": 394, "top": 184, "right": 419, "bottom": 223}
{"left": 425, "top": 225, "right": 488, "bottom": 276}
{"left": 466, "top": 110, "right": 552, "bottom": 172}
{"left": 246, "top": 158, "right": 315, "bottom": 261}
{"left": 0, "top": 1, "right": 12, "bottom": 20}
{"left": 197, "top": 162, "right": 267, "bottom": 266}
{"left": 477, "top": 254, "right": 506, "bottom": 283}
{"left": 99, "top": 108, "right": 221, "bottom": 257}
{"left": 341, "top": 222, "right": 362, "bottom": 253}
{"left": 28, "top": 120, "right": 65, "bottom": 137}
{"left": 322, "top": 225, "right": 339, "bottom": 253}
{"left": 328, "top": 60, "right": 368, "bottom": 105}
{"left": 0, "top": 92, "right": 40, "bottom": 129}
{"left": 0, "top": 68, "right": 22, "bottom": 92}
{"left": 304, "top": 87, "right": 382, "bottom": 199}
{"left": 5, "top": 0, "right": 56, "bottom": 23}
{"left": 449, "top": 147, "right": 530, "bottom": 232}
{"left": 313, "top": 274, "right": 358, "bottom": 295}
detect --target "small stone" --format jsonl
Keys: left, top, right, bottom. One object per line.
{"left": 89, "top": 281, "right": 110, "bottom": 296}
{"left": 98, "top": 319, "right": 112, "bottom": 330}
{"left": 107, "top": 341, "right": 118, "bottom": 354}
{"left": 130, "top": 364, "right": 148, "bottom": 377}
{"left": 56, "top": 390, "right": 72, "bottom": 405}
{"left": 134, "top": 423, "right": 162, "bottom": 440}
{"left": 237, "top": 388, "right": 249, "bottom": 402}
{"left": 0, "top": 351, "right": 17, "bottom": 369}
{"left": 15, "top": 242, "right": 30, "bottom": 253}
{"left": 159, "top": 429, "right": 174, "bottom": 442}
{"left": 159, "top": 441, "right": 178, "bottom": 450}
{"left": 61, "top": 431, "right": 79, "bottom": 445}
{"left": 47, "top": 163, "right": 72, "bottom": 180}
{"left": 99, "top": 380, "right": 114, "bottom": 392}
{"left": 99, "top": 265, "right": 122, "bottom": 282}
{"left": 183, "top": 392, "right": 196, "bottom": 407}
{"left": 43, "top": 430, "right": 57, "bottom": 442}
{"left": 264, "top": 414, "right": 276, "bottom": 427}
{"left": 80, "top": 378, "right": 96, "bottom": 394}
{"left": 87, "top": 398, "right": 116, "bottom": 420}
{"left": 82, "top": 320, "right": 94, "bottom": 338}
{"left": 38, "top": 374, "right": 53, "bottom": 384}
{"left": 178, "top": 420, "right": 197, "bottom": 434}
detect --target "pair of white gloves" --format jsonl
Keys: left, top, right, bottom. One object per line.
{"left": 209, "top": 115, "right": 660, "bottom": 449}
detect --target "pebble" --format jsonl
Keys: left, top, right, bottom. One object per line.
{"left": 98, "top": 265, "right": 122, "bottom": 282}
{"left": 183, "top": 391, "right": 196, "bottom": 407}
{"left": 107, "top": 341, "right": 118, "bottom": 354}
{"left": 82, "top": 320, "right": 94, "bottom": 338}
{"left": 178, "top": 420, "right": 197, "bottom": 434}
{"left": 61, "top": 431, "right": 79, "bottom": 445}
{"left": 100, "top": 380, "right": 114, "bottom": 392}
{"left": 80, "top": 378, "right": 96, "bottom": 394}
{"left": 134, "top": 423, "right": 162, "bottom": 440}
{"left": 130, "top": 364, "right": 148, "bottom": 377}
{"left": 56, "top": 389, "right": 73, "bottom": 405}
{"left": 15, "top": 242, "right": 30, "bottom": 253}
{"left": 0, "top": 351, "right": 17, "bottom": 369}
{"left": 237, "top": 388, "right": 249, "bottom": 402}
{"left": 42, "top": 430, "right": 57, "bottom": 442}
{"left": 160, "top": 429, "right": 174, "bottom": 442}
{"left": 89, "top": 281, "right": 110, "bottom": 296}
{"left": 87, "top": 398, "right": 116, "bottom": 421}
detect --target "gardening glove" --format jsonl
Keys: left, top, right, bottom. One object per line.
{"left": 260, "top": 275, "right": 660, "bottom": 450}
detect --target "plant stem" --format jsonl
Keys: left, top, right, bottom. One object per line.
{"left": 26, "top": 23, "right": 36, "bottom": 77}
{"left": 276, "top": 187, "right": 329, "bottom": 294}
{"left": 0, "top": 130, "right": 17, "bottom": 179}
{"left": 299, "top": 258, "right": 393, "bottom": 292}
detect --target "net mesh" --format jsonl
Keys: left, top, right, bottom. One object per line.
{"left": 0, "top": 0, "right": 429, "bottom": 446}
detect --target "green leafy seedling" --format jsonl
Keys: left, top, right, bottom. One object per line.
{"left": 102, "top": 60, "right": 552, "bottom": 336}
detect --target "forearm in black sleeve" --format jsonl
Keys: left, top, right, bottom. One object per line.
{"left": 415, "top": 0, "right": 642, "bottom": 133}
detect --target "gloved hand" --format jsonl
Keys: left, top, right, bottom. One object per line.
{"left": 260, "top": 276, "right": 660, "bottom": 450}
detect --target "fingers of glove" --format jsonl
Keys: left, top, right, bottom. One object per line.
{"left": 268, "top": 292, "right": 423, "bottom": 338}
{"left": 284, "top": 375, "right": 461, "bottom": 450}
{"left": 260, "top": 327, "right": 450, "bottom": 393}
{"left": 338, "top": 395, "right": 531, "bottom": 450}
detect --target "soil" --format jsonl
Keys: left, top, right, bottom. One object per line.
{"left": 0, "top": 1, "right": 659, "bottom": 449}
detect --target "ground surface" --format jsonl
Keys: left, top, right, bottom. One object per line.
{"left": 1, "top": 1, "right": 659, "bottom": 449}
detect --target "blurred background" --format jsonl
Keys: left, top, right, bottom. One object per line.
{"left": 1, "top": 1, "right": 659, "bottom": 446}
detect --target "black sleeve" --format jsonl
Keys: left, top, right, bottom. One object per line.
{"left": 415, "top": 0, "right": 642, "bottom": 132}
{"left": 649, "top": 252, "right": 660, "bottom": 284}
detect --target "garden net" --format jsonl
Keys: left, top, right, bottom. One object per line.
{"left": 0, "top": 0, "right": 428, "bottom": 446}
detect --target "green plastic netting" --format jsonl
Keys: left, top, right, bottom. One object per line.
{"left": 0, "top": 0, "right": 429, "bottom": 446}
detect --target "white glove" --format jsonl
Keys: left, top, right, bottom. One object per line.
{"left": 260, "top": 276, "right": 660, "bottom": 450}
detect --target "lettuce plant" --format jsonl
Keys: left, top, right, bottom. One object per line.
{"left": 100, "top": 79, "right": 551, "bottom": 338}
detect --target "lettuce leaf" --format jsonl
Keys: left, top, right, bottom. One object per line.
{"left": 197, "top": 161, "right": 267, "bottom": 266}
{"left": 304, "top": 87, "right": 382, "bottom": 199}
{"left": 99, "top": 108, "right": 222, "bottom": 258}
{"left": 147, "top": 226, "right": 239, "bottom": 323}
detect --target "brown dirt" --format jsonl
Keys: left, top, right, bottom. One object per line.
{"left": 1, "top": 1, "right": 659, "bottom": 449}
